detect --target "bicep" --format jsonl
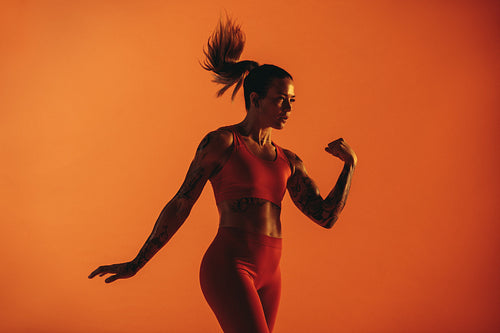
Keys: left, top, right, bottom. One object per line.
{"left": 284, "top": 150, "right": 321, "bottom": 203}
{"left": 286, "top": 156, "right": 326, "bottom": 222}
{"left": 287, "top": 167, "right": 322, "bottom": 207}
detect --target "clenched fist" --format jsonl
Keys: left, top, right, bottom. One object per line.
{"left": 325, "top": 138, "right": 357, "bottom": 165}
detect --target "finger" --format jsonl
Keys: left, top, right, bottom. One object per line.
{"left": 328, "top": 140, "right": 342, "bottom": 148}
{"left": 325, "top": 147, "right": 339, "bottom": 156}
{"left": 105, "top": 275, "right": 120, "bottom": 283}
{"left": 88, "top": 267, "right": 104, "bottom": 279}
{"left": 326, "top": 143, "right": 340, "bottom": 151}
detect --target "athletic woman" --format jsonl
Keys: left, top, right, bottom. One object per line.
{"left": 89, "top": 17, "right": 357, "bottom": 333}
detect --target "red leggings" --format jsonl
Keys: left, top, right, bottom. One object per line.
{"left": 200, "top": 227, "right": 282, "bottom": 333}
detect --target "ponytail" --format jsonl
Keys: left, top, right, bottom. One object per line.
{"left": 201, "top": 16, "right": 259, "bottom": 100}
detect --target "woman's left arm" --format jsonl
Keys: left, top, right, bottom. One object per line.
{"left": 285, "top": 138, "right": 357, "bottom": 229}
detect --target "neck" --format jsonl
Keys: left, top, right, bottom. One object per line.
{"left": 237, "top": 115, "right": 273, "bottom": 146}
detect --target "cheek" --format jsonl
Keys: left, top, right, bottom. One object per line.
{"left": 273, "top": 101, "right": 283, "bottom": 110}
{"left": 263, "top": 103, "right": 279, "bottom": 113}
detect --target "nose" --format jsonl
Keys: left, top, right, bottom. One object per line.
{"left": 283, "top": 99, "right": 292, "bottom": 112}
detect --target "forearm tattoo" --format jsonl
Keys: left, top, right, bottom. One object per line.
{"left": 132, "top": 132, "right": 226, "bottom": 271}
{"left": 324, "top": 163, "right": 353, "bottom": 221}
{"left": 133, "top": 225, "right": 169, "bottom": 270}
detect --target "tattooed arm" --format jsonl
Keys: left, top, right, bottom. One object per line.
{"left": 88, "top": 129, "right": 233, "bottom": 283}
{"left": 285, "top": 138, "right": 357, "bottom": 229}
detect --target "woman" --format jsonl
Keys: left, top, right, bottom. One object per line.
{"left": 89, "top": 17, "right": 357, "bottom": 333}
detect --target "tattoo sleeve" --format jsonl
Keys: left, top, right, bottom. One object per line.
{"left": 287, "top": 153, "right": 356, "bottom": 229}
{"left": 130, "top": 131, "right": 225, "bottom": 271}
{"left": 175, "top": 164, "right": 205, "bottom": 202}
{"left": 131, "top": 197, "right": 190, "bottom": 271}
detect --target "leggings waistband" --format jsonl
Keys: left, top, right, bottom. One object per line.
{"left": 217, "top": 226, "right": 282, "bottom": 249}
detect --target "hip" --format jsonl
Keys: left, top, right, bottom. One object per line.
{"left": 200, "top": 226, "right": 282, "bottom": 281}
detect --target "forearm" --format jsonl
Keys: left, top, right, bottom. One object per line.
{"left": 131, "top": 197, "right": 192, "bottom": 271}
{"left": 321, "top": 161, "right": 356, "bottom": 228}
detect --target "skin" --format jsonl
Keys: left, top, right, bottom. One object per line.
{"left": 88, "top": 77, "right": 357, "bottom": 283}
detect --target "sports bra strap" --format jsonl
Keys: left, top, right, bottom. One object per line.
{"left": 210, "top": 126, "right": 292, "bottom": 206}
{"left": 232, "top": 127, "right": 282, "bottom": 161}
{"left": 231, "top": 128, "right": 242, "bottom": 149}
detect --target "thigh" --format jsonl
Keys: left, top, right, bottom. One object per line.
{"left": 200, "top": 263, "right": 270, "bottom": 333}
{"left": 258, "top": 267, "right": 281, "bottom": 332}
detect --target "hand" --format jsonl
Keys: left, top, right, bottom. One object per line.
{"left": 325, "top": 138, "right": 358, "bottom": 165}
{"left": 88, "top": 261, "right": 138, "bottom": 283}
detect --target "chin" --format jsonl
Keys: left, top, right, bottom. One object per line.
{"left": 272, "top": 121, "right": 287, "bottom": 130}
{"left": 273, "top": 124, "right": 285, "bottom": 130}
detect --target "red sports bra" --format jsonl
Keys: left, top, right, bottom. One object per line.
{"left": 210, "top": 128, "right": 292, "bottom": 207}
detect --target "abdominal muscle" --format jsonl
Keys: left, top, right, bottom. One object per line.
{"left": 217, "top": 197, "right": 282, "bottom": 238}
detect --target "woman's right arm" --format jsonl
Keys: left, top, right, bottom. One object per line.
{"left": 88, "top": 129, "right": 232, "bottom": 283}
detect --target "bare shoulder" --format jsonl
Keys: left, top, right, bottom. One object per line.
{"left": 198, "top": 127, "right": 233, "bottom": 152}
{"left": 282, "top": 148, "right": 305, "bottom": 175}
{"left": 194, "top": 126, "right": 235, "bottom": 166}
{"left": 282, "top": 148, "right": 302, "bottom": 162}
{"left": 212, "top": 126, "right": 234, "bottom": 145}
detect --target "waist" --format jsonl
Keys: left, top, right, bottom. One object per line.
{"left": 217, "top": 198, "right": 282, "bottom": 238}
{"left": 215, "top": 226, "right": 283, "bottom": 248}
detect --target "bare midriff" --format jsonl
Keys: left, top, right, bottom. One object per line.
{"left": 217, "top": 198, "right": 282, "bottom": 238}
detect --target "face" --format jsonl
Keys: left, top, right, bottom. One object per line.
{"left": 254, "top": 77, "right": 295, "bottom": 129}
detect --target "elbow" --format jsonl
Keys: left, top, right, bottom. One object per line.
{"left": 309, "top": 209, "right": 338, "bottom": 229}
{"left": 323, "top": 222, "right": 334, "bottom": 229}
{"left": 175, "top": 199, "right": 195, "bottom": 221}
{"left": 321, "top": 215, "right": 338, "bottom": 229}
{"left": 166, "top": 197, "right": 195, "bottom": 223}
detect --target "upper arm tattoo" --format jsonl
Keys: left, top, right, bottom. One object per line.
{"left": 287, "top": 154, "right": 338, "bottom": 227}
{"left": 174, "top": 131, "right": 227, "bottom": 202}
{"left": 174, "top": 164, "right": 205, "bottom": 201}
{"left": 173, "top": 134, "right": 213, "bottom": 201}
{"left": 288, "top": 172, "right": 331, "bottom": 223}
{"left": 196, "top": 133, "right": 211, "bottom": 153}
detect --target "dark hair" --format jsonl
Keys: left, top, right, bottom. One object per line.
{"left": 201, "top": 16, "right": 293, "bottom": 110}
{"left": 243, "top": 64, "right": 293, "bottom": 110}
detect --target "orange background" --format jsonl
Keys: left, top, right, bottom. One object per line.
{"left": 1, "top": 1, "right": 499, "bottom": 332}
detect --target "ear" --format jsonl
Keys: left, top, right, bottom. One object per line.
{"left": 250, "top": 92, "right": 260, "bottom": 108}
